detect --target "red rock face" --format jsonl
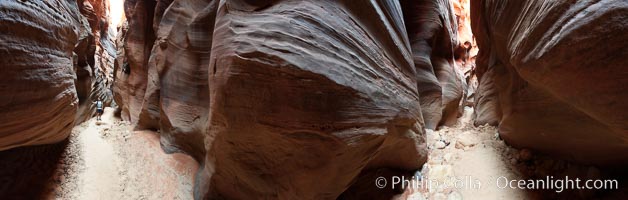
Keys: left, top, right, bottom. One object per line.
{"left": 204, "top": 0, "right": 425, "bottom": 198}
{"left": 113, "top": 0, "right": 210, "bottom": 160}
{"left": 452, "top": 0, "right": 478, "bottom": 108}
{"left": 0, "top": 0, "right": 115, "bottom": 150}
{"left": 75, "top": 0, "right": 116, "bottom": 123}
{"left": 113, "top": 0, "right": 429, "bottom": 198}
{"left": 402, "top": 0, "right": 468, "bottom": 129}
{"left": 452, "top": 0, "right": 477, "bottom": 60}
{"left": 151, "top": 0, "right": 214, "bottom": 160}
{"left": 0, "top": 0, "right": 80, "bottom": 150}
{"left": 113, "top": 0, "right": 158, "bottom": 126}
{"left": 471, "top": 0, "right": 628, "bottom": 165}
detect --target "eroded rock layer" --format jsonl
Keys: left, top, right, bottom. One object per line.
{"left": 203, "top": 0, "right": 425, "bottom": 198}
{"left": 113, "top": 0, "right": 429, "bottom": 198}
{"left": 452, "top": 0, "right": 478, "bottom": 108}
{"left": 471, "top": 0, "right": 628, "bottom": 165}
{"left": 113, "top": 0, "right": 211, "bottom": 159}
{"left": 0, "top": 0, "right": 80, "bottom": 150}
{"left": 0, "top": 0, "right": 115, "bottom": 150}
{"left": 113, "top": 0, "right": 158, "bottom": 126}
{"left": 402, "top": 0, "right": 467, "bottom": 129}
{"left": 75, "top": 0, "right": 116, "bottom": 123}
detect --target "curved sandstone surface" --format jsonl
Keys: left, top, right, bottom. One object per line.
{"left": 113, "top": 0, "right": 214, "bottom": 160}
{"left": 402, "top": 0, "right": 466, "bottom": 129}
{"left": 146, "top": 0, "right": 216, "bottom": 159}
{"left": 202, "top": 1, "right": 426, "bottom": 198}
{"left": 471, "top": 0, "right": 628, "bottom": 165}
{"left": 0, "top": 0, "right": 115, "bottom": 150}
{"left": 113, "top": 0, "right": 429, "bottom": 198}
{"left": 0, "top": 0, "right": 80, "bottom": 150}
{"left": 113, "top": 0, "right": 157, "bottom": 126}
{"left": 75, "top": 0, "right": 116, "bottom": 123}
{"left": 150, "top": 0, "right": 216, "bottom": 160}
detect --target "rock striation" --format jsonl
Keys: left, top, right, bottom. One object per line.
{"left": 0, "top": 0, "right": 80, "bottom": 150}
{"left": 471, "top": 0, "right": 628, "bottom": 165}
{"left": 113, "top": 0, "right": 430, "bottom": 198}
{"left": 402, "top": 0, "right": 467, "bottom": 129}
{"left": 0, "top": 0, "right": 115, "bottom": 150}
{"left": 74, "top": 0, "right": 116, "bottom": 123}
{"left": 203, "top": 0, "right": 425, "bottom": 198}
{"left": 113, "top": 0, "right": 211, "bottom": 159}
{"left": 452, "top": 0, "right": 478, "bottom": 108}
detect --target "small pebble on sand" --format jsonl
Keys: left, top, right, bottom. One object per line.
{"left": 435, "top": 141, "right": 447, "bottom": 149}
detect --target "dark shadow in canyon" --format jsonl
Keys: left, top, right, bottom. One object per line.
{"left": 508, "top": 152, "right": 628, "bottom": 200}
{"left": 0, "top": 140, "right": 69, "bottom": 199}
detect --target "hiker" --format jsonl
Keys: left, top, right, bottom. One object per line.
{"left": 94, "top": 99, "right": 104, "bottom": 121}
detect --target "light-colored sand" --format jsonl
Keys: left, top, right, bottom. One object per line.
{"left": 53, "top": 107, "right": 527, "bottom": 200}
{"left": 401, "top": 107, "right": 624, "bottom": 200}
{"left": 78, "top": 116, "right": 123, "bottom": 199}
{"left": 46, "top": 108, "right": 199, "bottom": 199}
{"left": 44, "top": 106, "right": 618, "bottom": 199}
{"left": 400, "top": 107, "right": 531, "bottom": 200}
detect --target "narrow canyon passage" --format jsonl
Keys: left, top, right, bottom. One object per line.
{"left": 43, "top": 108, "right": 198, "bottom": 199}
{"left": 76, "top": 110, "right": 122, "bottom": 199}
{"left": 23, "top": 106, "right": 622, "bottom": 199}
{"left": 6, "top": 107, "right": 535, "bottom": 199}
{"left": 0, "top": 0, "right": 626, "bottom": 199}
{"left": 415, "top": 107, "right": 528, "bottom": 199}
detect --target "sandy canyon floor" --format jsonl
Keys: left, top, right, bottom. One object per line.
{"left": 401, "top": 107, "right": 624, "bottom": 200}
{"left": 400, "top": 107, "right": 529, "bottom": 199}
{"left": 42, "top": 108, "right": 198, "bottom": 199}
{"left": 1, "top": 107, "right": 623, "bottom": 199}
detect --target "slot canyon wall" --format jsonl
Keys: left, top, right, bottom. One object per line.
{"left": 75, "top": 0, "right": 117, "bottom": 123}
{"left": 401, "top": 0, "right": 477, "bottom": 130}
{"left": 0, "top": 0, "right": 115, "bottom": 151}
{"left": 112, "top": 0, "right": 473, "bottom": 198}
{"left": 471, "top": 0, "right": 628, "bottom": 165}
{"left": 113, "top": 0, "right": 211, "bottom": 160}
{"left": 205, "top": 1, "right": 424, "bottom": 198}
{"left": 452, "top": 0, "right": 478, "bottom": 108}
{"left": 2, "top": 0, "right": 626, "bottom": 198}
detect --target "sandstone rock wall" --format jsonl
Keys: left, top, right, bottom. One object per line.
{"left": 114, "top": 0, "right": 213, "bottom": 160}
{"left": 0, "top": 0, "right": 115, "bottom": 150}
{"left": 203, "top": 0, "right": 425, "bottom": 198}
{"left": 75, "top": 0, "right": 116, "bottom": 123}
{"left": 401, "top": 0, "right": 467, "bottom": 129}
{"left": 113, "top": 0, "right": 430, "bottom": 198}
{"left": 452, "top": 0, "right": 478, "bottom": 108}
{"left": 471, "top": 0, "right": 628, "bottom": 165}
{"left": 113, "top": 0, "right": 158, "bottom": 126}
{"left": 0, "top": 0, "right": 81, "bottom": 150}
